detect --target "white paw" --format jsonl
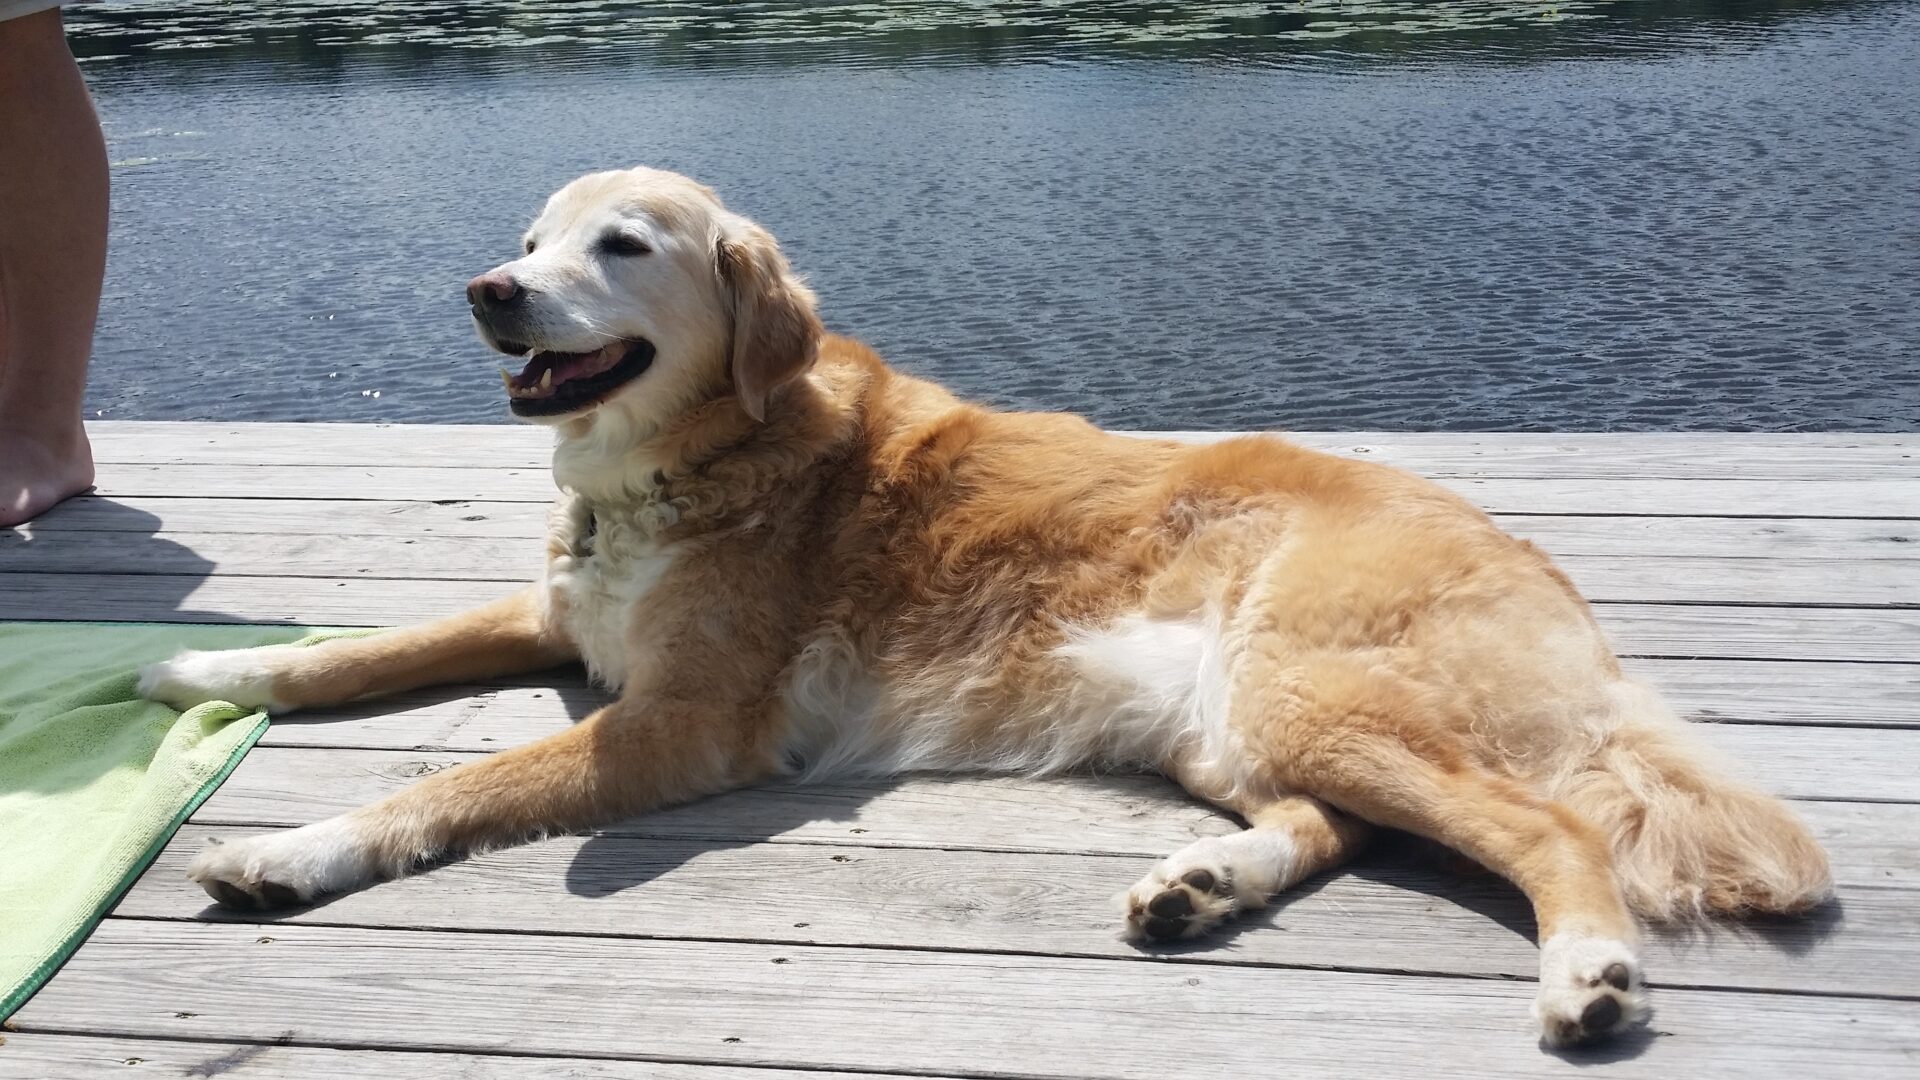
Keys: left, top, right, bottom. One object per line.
{"left": 186, "top": 818, "right": 372, "bottom": 909}
{"left": 138, "top": 645, "right": 296, "bottom": 713}
{"left": 1116, "top": 840, "right": 1256, "bottom": 942}
{"left": 1118, "top": 829, "right": 1297, "bottom": 943}
{"left": 1534, "top": 932, "right": 1649, "bottom": 1047}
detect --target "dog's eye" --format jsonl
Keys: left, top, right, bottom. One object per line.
{"left": 523, "top": 240, "right": 537, "bottom": 255}
{"left": 600, "top": 233, "right": 652, "bottom": 257}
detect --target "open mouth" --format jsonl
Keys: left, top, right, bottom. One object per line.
{"left": 497, "top": 339, "right": 655, "bottom": 417}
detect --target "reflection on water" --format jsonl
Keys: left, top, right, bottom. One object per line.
{"left": 69, "top": 0, "right": 1920, "bottom": 429}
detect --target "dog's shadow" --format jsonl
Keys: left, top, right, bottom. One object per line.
{"left": 561, "top": 779, "right": 888, "bottom": 900}
{"left": 275, "top": 673, "right": 884, "bottom": 901}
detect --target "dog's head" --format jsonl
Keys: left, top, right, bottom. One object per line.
{"left": 467, "top": 167, "right": 822, "bottom": 432}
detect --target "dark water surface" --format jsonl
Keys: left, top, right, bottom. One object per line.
{"left": 68, "top": 1, "right": 1920, "bottom": 430}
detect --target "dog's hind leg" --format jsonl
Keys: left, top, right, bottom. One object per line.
{"left": 1120, "top": 791, "right": 1369, "bottom": 943}
{"left": 138, "top": 586, "right": 573, "bottom": 714}
{"left": 1242, "top": 650, "right": 1648, "bottom": 1048}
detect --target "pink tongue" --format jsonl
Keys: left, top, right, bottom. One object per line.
{"left": 550, "top": 343, "right": 623, "bottom": 385}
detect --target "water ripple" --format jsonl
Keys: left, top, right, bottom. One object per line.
{"left": 70, "top": 0, "right": 1920, "bottom": 430}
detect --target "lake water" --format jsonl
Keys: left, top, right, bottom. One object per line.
{"left": 67, "top": 1, "right": 1920, "bottom": 431}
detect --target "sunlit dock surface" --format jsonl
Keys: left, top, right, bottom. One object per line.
{"left": 3, "top": 422, "right": 1916, "bottom": 1078}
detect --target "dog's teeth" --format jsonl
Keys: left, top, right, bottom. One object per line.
{"left": 540, "top": 369, "right": 553, "bottom": 390}
{"left": 499, "top": 368, "right": 514, "bottom": 392}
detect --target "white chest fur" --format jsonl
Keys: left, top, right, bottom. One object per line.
{"left": 544, "top": 498, "right": 677, "bottom": 691}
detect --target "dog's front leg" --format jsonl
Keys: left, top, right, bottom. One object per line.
{"left": 186, "top": 694, "right": 778, "bottom": 909}
{"left": 139, "top": 586, "right": 573, "bottom": 715}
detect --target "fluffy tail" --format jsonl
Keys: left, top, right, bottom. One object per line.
{"left": 1547, "top": 680, "right": 1833, "bottom": 922}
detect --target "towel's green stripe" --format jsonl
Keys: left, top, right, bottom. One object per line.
{"left": 0, "top": 709, "right": 271, "bottom": 1022}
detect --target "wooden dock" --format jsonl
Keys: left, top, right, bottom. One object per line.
{"left": 2, "top": 422, "right": 1917, "bottom": 1078}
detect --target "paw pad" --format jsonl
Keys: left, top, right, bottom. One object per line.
{"left": 1178, "top": 868, "right": 1218, "bottom": 893}
{"left": 1545, "top": 988, "right": 1634, "bottom": 1047}
{"left": 201, "top": 876, "right": 307, "bottom": 911}
{"left": 1536, "top": 938, "right": 1646, "bottom": 1048}
{"left": 1127, "top": 866, "right": 1235, "bottom": 943}
{"left": 206, "top": 880, "right": 255, "bottom": 910}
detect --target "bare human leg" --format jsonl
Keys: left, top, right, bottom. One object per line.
{"left": 0, "top": 6, "right": 106, "bottom": 528}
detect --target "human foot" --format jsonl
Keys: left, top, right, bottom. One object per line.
{"left": 0, "top": 427, "right": 95, "bottom": 527}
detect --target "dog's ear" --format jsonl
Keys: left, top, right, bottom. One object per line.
{"left": 717, "top": 222, "right": 822, "bottom": 422}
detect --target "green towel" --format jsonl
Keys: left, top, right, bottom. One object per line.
{"left": 0, "top": 621, "right": 359, "bottom": 1020}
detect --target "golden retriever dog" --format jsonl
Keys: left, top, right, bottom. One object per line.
{"left": 139, "top": 166, "right": 1832, "bottom": 1048}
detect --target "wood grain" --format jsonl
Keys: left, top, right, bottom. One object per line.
{"left": 15, "top": 921, "right": 1920, "bottom": 1079}
{"left": 23, "top": 495, "right": 549, "bottom": 538}
{"left": 189, "top": 748, "right": 1917, "bottom": 887}
{"left": 116, "top": 823, "right": 1919, "bottom": 999}
{"left": 14, "top": 424, "right": 1920, "bottom": 1079}
{"left": 0, "top": 1033, "right": 901, "bottom": 1080}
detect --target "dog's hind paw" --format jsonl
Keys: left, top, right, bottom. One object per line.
{"left": 1534, "top": 933, "right": 1649, "bottom": 1048}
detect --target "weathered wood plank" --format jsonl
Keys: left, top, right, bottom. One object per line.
{"left": 1438, "top": 479, "right": 1920, "bottom": 519}
{"left": 90, "top": 462, "right": 560, "bottom": 502}
{"left": 18, "top": 922, "right": 1920, "bottom": 1078}
{"left": 4, "top": 574, "right": 1914, "bottom": 662}
{"left": 0, "top": 1033, "right": 901, "bottom": 1080}
{"left": 22, "top": 494, "right": 547, "bottom": 537}
{"left": 28, "top": 496, "right": 1920, "bottom": 565}
{"left": 117, "top": 823, "right": 1916, "bottom": 999}
{"left": 1503, "top": 516, "right": 1920, "bottom": 560}
{"left": 1562, "top": 556, "right": 1915, "bottom": 606}
{"left": 85, "top": 422, "right": 1920, "bottom": 480}
{"left": 88, "top": 421, "right": 552, "bottom": 469}
{"left": 1786, "top": 800, "right": 1920, "bottom": 888}
{"left": 1, "top": 530, "right": 534, "bottom": 582}
{"left": 1704, "top": 724, "right": 1920, "bottom": 801}
{"left": 1619, "top": 658, "right": 1920, "bottom": 727}
{"left": 1591, "top": 604, "right": 1920, "bottom": 663}
{"left": 1182, "top": 432, "right": 1920, "bottom": 481}
{"left": 80, "top": 461, "right": 1920, "bottom": 517}
{"left": 192, "top": 749, "right": 1916, "bottom": 887}
{"left": 9, "top": 528, "right": 1915, "bottom": 606}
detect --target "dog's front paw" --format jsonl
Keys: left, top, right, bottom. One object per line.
{"left": 138, "top": 646, "right": 294, "bottom": 712}
{"left": 1534, "top": 932, "right": 1649, "bottom": 1048}
{"left": 187, "top": 819, "right": 372, "bottom": 910}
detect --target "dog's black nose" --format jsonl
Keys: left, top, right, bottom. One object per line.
{"left": 466, "top": 271, "right": 524, "bottom": 309}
